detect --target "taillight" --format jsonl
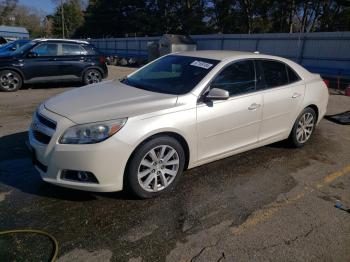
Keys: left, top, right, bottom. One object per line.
{"left": 323, "top": 79, "right": 330, "bottom": 88}
{"left": 99, "top": 56, "right": 106, "bottom": 64}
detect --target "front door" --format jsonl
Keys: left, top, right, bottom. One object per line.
{"left": 21, "top": 42, "right": 59, "bottom": 81}
{"left": 196, "top": 60, "right": 263, "bottom": 161}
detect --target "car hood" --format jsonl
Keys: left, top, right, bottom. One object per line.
{"left": 44, "top": 80, "right": 178, "bottom": 124}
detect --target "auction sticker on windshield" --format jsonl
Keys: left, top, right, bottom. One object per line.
{"left": 190, "top": 60, "right": 213, "bottom": 69}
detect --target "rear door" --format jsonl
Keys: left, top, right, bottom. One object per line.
{"left": 257, "top": 59, "right": 305, "bottom": 141}
{"left": 55, "top": 43, "right": 88, "bottom": 79}
{"left": 21, "top": 42, "right": 59, "bottom": 81}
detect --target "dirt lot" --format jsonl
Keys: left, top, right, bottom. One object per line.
{"left": 0, "top": 66, "right": 350, "bottom": 262}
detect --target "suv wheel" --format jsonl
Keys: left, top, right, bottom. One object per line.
{"left": 83, "top": 69, "right": 102, "bottom": 85}
{"left": 0, "top": 70, "right": 22, "bottom": 92}
{"left": 126, "top": 136, "right": 185, "bottom": 198}
{"left": 288, "top": 107, "right": 316, "bottom": 147}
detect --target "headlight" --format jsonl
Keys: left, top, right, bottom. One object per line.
{"left": 59, "top": 118, "right": 127, "bottom": 144}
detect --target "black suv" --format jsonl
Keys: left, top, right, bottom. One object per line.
{"left": 0, "top": 39, "right": 108, "bottom": 92}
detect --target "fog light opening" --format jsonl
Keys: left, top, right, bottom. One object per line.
{"left": 61, "top": 170, "right": 99, "bottom": 184}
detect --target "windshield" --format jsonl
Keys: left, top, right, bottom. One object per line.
{"left": 121, "top": 55, "right": 220, "bottom": 95}
{"left": 12, "top": 41, "right": 37, "bottom": 55}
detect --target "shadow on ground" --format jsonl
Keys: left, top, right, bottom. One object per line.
{"left": 0, "top": 132, "right": 139, "bottom": 201}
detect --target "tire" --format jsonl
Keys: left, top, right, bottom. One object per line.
{"left": 126, "top": 136, "right": 186, "bottom": 198}
{"left": 288, "top": 107, "right": 317, "bottom": 148}
{"left": 83, "top": 69, "right": 102, "bottom": 85}
{"left": 0, "top": 70, "right": 22, "bottom": 92}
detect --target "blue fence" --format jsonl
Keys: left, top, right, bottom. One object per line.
{"left": 89, "top": 32, "right": 350, "bottom": 78}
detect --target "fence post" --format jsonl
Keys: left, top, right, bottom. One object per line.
{"left": 138, "top": 38, "right": 141, "bottom": 57}
{"left": 255, "top": 38, "right": 260, "bottom": 52}
{"left": 126, "top": 38, "right": 128, "bottom": 57}
{"left": 297, "top": 35, "right": 306, "bottom": 64}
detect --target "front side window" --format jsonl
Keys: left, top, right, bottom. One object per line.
{"left": 31, "top": 43, "right": 58, "bottom": 57}
{"left": 122, "top": 55, "right": 220, "bottom": 95}
{"left": 62, "top": 44, "right": 86, "bottom": 56}
{"left": 260, "top": 60, "right": 289, "bottom": 88}
{"left": 211, "top": 60, "right": 256, "bottom": 96}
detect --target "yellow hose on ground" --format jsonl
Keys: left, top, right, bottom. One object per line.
{"left": 0, "top": 229, "right": 59, "bottom": 262}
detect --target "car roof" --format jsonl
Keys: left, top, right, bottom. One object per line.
{"left": 176, "top": 50, "right": 254, "bottom": 61}
{"left": 32, "top": 38, "right": 90, "bottom": 44}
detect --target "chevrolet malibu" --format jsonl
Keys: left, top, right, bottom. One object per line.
{"left": 29, "top": 51, "right": 329, "bottom": 198}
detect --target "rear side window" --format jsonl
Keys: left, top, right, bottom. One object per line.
{"left": 286, "top": 65, "right": 301, "bottom": 83}
{"left": 62, "top": 44, "right": 87, "bottom": 56}
{"left": 260, "top": 60, "right": 288, "bottom": 88}
{"left": 211, "top": 60, "right": 256, "bottom": 96}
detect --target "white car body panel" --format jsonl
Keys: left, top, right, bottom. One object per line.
{"left": 29, "top": 50, "right": 329, "bottom": 192}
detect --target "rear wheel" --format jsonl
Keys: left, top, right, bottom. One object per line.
{"left": 288, "top": 107, "right": 316, "bottom": 147}
{"left": 83, "top": 69, "right": 102, "bottom": 85}
{"left": 0, "top": 70, "right": 22, "bottom": 92}
{"left": 126, "top": 136, "right": 185, "bottom": 198}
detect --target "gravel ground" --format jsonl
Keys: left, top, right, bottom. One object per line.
{"left": 0, "top": 66, "right": 350, "bottom": 261}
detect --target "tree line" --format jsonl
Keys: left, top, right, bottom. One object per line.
{"left": 0, "top": 0, "right": 44, "bottom": 37}
{"left": 1, "top": 0, "right": 350, "bottom": 39}
{"left": 74, "top": 0, "right": 350, "bottom": 38}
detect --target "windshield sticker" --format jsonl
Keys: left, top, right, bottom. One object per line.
{"left": 190, "top": 61, "right": 213, "bottom": 69}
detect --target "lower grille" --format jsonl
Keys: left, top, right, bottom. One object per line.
{"left": 33, "top": 130, "right": 51, "bottom": 144}
{"left": 31, "top": 112, "right": 56, "bottom": 145}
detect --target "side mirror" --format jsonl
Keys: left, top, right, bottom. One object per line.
{"left": 206, "top": 88, "right": 229, "bottom": 100}
{"left": 27, "top": 51, "right": 38, "bottom": 58}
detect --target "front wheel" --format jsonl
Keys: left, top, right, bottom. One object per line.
{"left": 126, "top": 136, "right": 185, "bottom": 198}
{"left": 83, "top": 69, "right": 102, "bottom": 85}
{"left": 288, "top": 107, "right": 317, "bottom": 147}
{"left": 0, "top": 70, "right": 22, "bottom": 92}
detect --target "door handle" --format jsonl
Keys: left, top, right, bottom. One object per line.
{"left": 248, "top": 103, "right": 261, "bottom": 110}
{"left": 292, "top": 93, "right": 301, "bottom": 98}
{"left": 49, "top": 58, "right": 57, "bottom": 61}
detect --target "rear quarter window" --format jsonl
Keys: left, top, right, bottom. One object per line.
{"left": 286, "top": 65, "right": 301, "bottom": 83}
{"left": 82, "top": 44, "right": 99, "bottom": 55}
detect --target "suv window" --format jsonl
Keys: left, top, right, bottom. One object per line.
{"left": 211, "top": 60, "right": 256, "bottom": 96}
{"left": 62, "top": 43, "right": 87, "bottom": 56}
{"left": 286, "top": 65, "right": 301, "bottom": 83}
{"left": 260, "top": 60, "right": 288, "bottom": 88}
{"left": 31, "top": 43, "right": 58, "bottom": 57}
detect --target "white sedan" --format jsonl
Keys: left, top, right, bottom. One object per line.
{"left": 29, "top": 51, "right": 329, "bottom": 198}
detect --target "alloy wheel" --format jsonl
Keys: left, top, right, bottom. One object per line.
{"left": 296, "top": 112, "right": 314, "bottom": 143}
{"left": 86, "top": 70, "right": 101, "bottom": 84}
{"left": 0, "top": 72, "right": 20, "bottom": 91}
{"left": 137, "top": 145, "right": 180, "bottom": 192}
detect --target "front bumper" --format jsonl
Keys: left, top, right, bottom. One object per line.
{"left": 28, "top": 105, "right": 133, "bottom": 192}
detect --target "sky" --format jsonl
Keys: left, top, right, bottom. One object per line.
{"left": 18, "top": 0, "right": 57, "bottom": 14}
